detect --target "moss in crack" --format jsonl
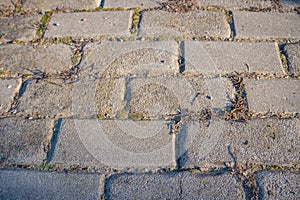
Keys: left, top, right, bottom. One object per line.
{"left": 131, "top": 8, "right": 141, "bottom": 33}
{"left": 0, "top": 69, "right": 9, "bottom": 77}
{"left": 280, "top": 53, "right": 288, "bottom": 73}
{"left": 36, "top": 12, "right": 52, "bottom": 37}
{"left": 129, "top": 112, "right": 149, "bottom": 121}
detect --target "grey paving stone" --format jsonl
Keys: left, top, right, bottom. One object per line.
{"left": 17, "top": 79, "right": 73, "bottom": 117}
{"left": 0, "top": 14, "right": 42, "bottom": 42}
{"left": 0, "top": 79, "right": 21, "bottom": 113}
{"left": 23, "top": 0, "right": 101, "bottom": 11}
{"left": 51, "top": 119, "right": 174, "bottom": 169}
{"left": 233, "top": 11, "right": 300, "bottom": 39}
{"left": 183, "top": 41, "right": 283, "bottom": 75}
{"left": 103, "top": 0, "right": 166, "bottom": 8}
{"left": 80, "top": 40, "right": 179, "bottom": 79}
{"left": 256, "top": 171, "right": 300, "bottom": 200}
{"left": 139, "top": 10, "right": 230, "bottom": 38}
{"left": 197, "top": 0, "right": 273, "bottom": 9}
{"left": 0, "top": 117, "right": 54, "bottom": 166}
{"left": 179, "top": 118, "right": 300, "bottom": 168}
{"left": 0, "top": 169, "right": 101, "bottom": 199}
{"left": 244, "top": 79, "right": 300, "bottom": 113}
{"left": 0, "top": 0, "right": 16, "bottom": 10}
{"left": 284, "top": 42, "right": 300, "bottom": 75}
{"left": 125, "top": 77, "right": 234, "bottom": 119}
{"left": 45, "top": 11, "right": 132, "bottom": 38}
{"left": 0, "top": 44, "right": 73, "bottom": 77}
{"left": 106, "top": 172, "right": 243, "bottom": 199}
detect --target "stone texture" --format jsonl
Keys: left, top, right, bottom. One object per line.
{"left": 80, "top": 40, "right": 179, "bottom": 79}
{"left": 0, "top": 0, "right": 16, "bottom": 10}
{"left": 256, "top": 171, "right": 300, "bottom": 200}
{"left": 233, "top": 11, "right": 300, "bottom": 39}
{"left": 45, "top": 11, "right": 132, "bottom": 38}
{"left": 0, "top": 14, "right": 42, "bottom": 42}
{"left": 197, "top": 0, "right": 273, "bottom": 9}
{"left": 0, "top": 79, "right": 21, "bottom": 113}
{"left": 51, "top": 119, "right": 174, "bottom": 168}
{"left": 0, "top": 44, "right": 73, "bottom": 77}
{"left": 244, "top": 79, "right": 300, "bottom": 113}
{"left": 0, "top": 118, "right": 53, "bottom": 166}
{"left": 182, "top": 41, "right": 283, "bottom": 75}
{"left": 125, "top": 77, "right": 234, "bottom": 119}
{"left": 103, "top": 0, "right": 166, "bottom": 8}
{"left": 106, "top": 172, "right": 243, "bottom": 199}
{"left": 0, "top": 169, "right": 101, "bottom": 199}
{"left": 17, "top": 79, "right": 73, "bottom": 117}
{"left": 139, "top": 10, "right": 230, "bottom": 38}
{"left": 179, "top": 119, "right": 300, "bottom": 168}
{"left": 284, "top": 42, "right": 300, "bottom": 75}
{"left": 23, "top": 0, "right": 101, "bottom": 11}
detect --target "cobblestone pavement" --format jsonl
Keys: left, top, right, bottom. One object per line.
{"left": 0, "top": 0, "right": 300, "bottom": 199}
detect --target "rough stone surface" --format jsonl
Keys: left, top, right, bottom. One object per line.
{"left": 0, "top": 79, "right": 21, "bottom": 113}
{"left": 233, "top": 11, "right": 300, "bottom": 39}
{"left": 0, "top": 14, "right": 42, "bottom": 42}
{"left": 103, "top": 0, "right": 166, "bottom": 8}
{"left": 106, "top": 172, "right": 243, "bottom": 199}
{"left": 256, "top": 171, "right": 300, "bottom": 200}
{"left": 23, "top": 0, "right": 101, "bottom": 11}
{"left": 0, "top": 0, "right": 16, "bottom": 10}
{"left": 45, "top": 11, "right": 132, "bottom": 38}
{"left": 51, "top": 119, "right": 174, "bottom": 169}
{"left": 0, "top": 169, "right": 101, "bottom": 199}
{"left": 125, "top": 77, "right": 234, "bottom": 119}
{"left": 0, "top": 118, "right": 53, "bottom": 166}
{"left": 179, "top": 119, "right": 300, "bottom": 168}
{"left": 0, "top": 44, "right": 73, "bottom": 77}
{"left": 139, "top": 10, "right": 230, "bottom": 38}
{"left": 183, "top": 41, "right": 283, "bottom": 75}
{"left": 17, "top": 79, "right": 73, "bottom": 117}
{"left": 244, "top": 79, "right": 300, "bottom": 113}
{"left": 197, "top": 0, "right": 273, "bottom": 9}
{"left": 284, "top": 42, "right": 300, "bottom": 75}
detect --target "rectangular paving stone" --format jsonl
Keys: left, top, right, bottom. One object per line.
{"left": 0, "top": 44, "right": 73, "bottom": 77}
{"left": 103, "top": 0, "right": 166, "bottom": 8}
{"left": 284, "top": 42, "right": 300, "bottom": 76}
{"left": 106, "top": 172, "right": 243, "bottom": 199}
{"left": 179, "top": 118, "right": 300, "bottom": 168}
{"left": 125, "top": 77, "right": 234, "bottom": 119}
{"left": 0, "top": 14, "right": 42, "bottom": 42}
{"left": 51, "top": 119, "right": 174, "bottom": 169}
{"left": 138, "top": 10, "right": 230, "bottom": 38}
{"left": 0, "top": 117, "right": 54, "bottom": 166}
{"left": 256, "top": 171, "right": 300, "bottom": 200}
{"left": 0, "top": 0, "right": 16, "bottom": 10}
{"left": 17, "top": 79, "right": 73, "bottom": 118}
{"left": 0, "top": 78, "right": 21, "bottom": 113}
{"left": 45, "top": 11, "right": 132, "bottom": 38}
{"left": 182, "top": 41, "right": 283, "bottom": 75}
{"left": 244, "top": 78, "right": 300, "bottom": 113}
{"left": 0, "top": 169, "right": 101, "bottom": 199}
{"left": 233, "top": 11, "right": 300, "bottom": 39}
{"left": 80, "top": 40, "right": 179, "bottom": 78}
{"left": 197, "top": 0, "right": 273, "bottom": 9}
{"left": 23, "top": 0, "right": 101, "bottom": 11}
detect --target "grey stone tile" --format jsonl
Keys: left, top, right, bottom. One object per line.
{"left": 0, "top": 14, "right": 42, "bottom": 42}
{"left": 0, "top": 44, "right": 73, "bottom": 77}
{"left": 0, "top": 117, "right": 54, "bottom": 166}
{"left": 139, "top": 10, "right": 230, "bottom": 38}
{"left": 51, "top": 119, "right": 174, "bottom": 169}
{"left": 183, "top": 41, "right": 283, "bottom": 75}
{"left": 23, "top": 0, "right": 101, "bottom": 11}
{"left": 179, "top": 119, "right": 300, "bottom": 168}
{"left": 103, "top": 0, "right": 166, "bottom": 8}
{"left": 45, "top": 11, "right": 132, "bottom": 38}
{"left": 0, "top": 0, "right": 16, "bottom": 10}
{"left": 233, "top": 11, "right": 300, "bottom": 39}
{"left": 256, "top": 171, "right": 300, "bottom": 200}
{"left": 0, "top": 78, "right": 21, "bottom": 113}
{"left": 244, "top": 78, "right": 300, "bottom": 113}
{"left": 0, "top": 169, "right": 101, "bottom": 199}
{"left": 284, "top": 42, "right": 300, "bottom": 76}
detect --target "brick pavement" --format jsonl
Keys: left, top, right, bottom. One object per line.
{"left": 0, "top": 0, "right": 299, "bottom": 199}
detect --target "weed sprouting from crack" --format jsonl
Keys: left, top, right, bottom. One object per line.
{"left": 36, "top": 12, "right": 52, "bottom": 37}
